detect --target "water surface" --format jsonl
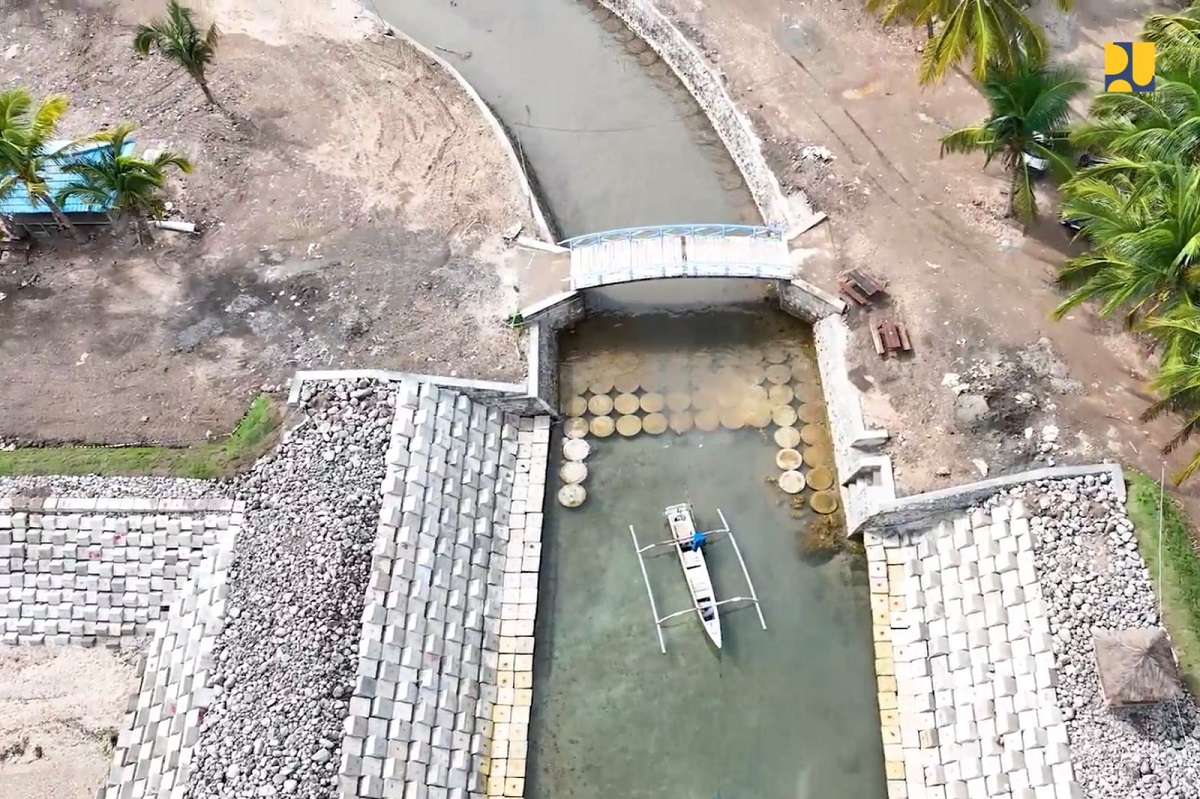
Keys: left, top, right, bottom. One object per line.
{"left": 529, "top": 311, "right": 887, "bottom": 799}
{"left": 368, "top": 0, "right": 758, "bottom": 236}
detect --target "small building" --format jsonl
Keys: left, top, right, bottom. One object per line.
{"left": 1093, "top": 627, "right": 1184, "bottom": 707}
{"left": 0, "top": 139, "right": 133, "bottom": 238}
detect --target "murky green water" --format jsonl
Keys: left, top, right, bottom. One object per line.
{"left": 528, "top": 310, "right": 887, "bottom": 799}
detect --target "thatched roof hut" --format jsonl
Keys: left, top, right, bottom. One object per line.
{"left": 1093, "top": 628, "right": 1183, "bottom": 707}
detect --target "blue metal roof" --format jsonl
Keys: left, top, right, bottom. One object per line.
{"left": 0, "top": 138, "right": 135, "bottom": 216}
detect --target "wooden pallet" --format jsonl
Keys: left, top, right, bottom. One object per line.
{"left": 870, "top": 318, "right": 912, "bottom": 356}
{"left": 838, "top": 268, "right": 887, "bottom": 306}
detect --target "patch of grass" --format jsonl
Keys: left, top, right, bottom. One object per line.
{"left": 0, "top": 394, "right": 279, "bottom": 479}
{"left": 1126, "top": 468, "right": 1200, "bottom": 695}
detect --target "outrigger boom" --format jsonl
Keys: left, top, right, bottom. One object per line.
{"left": 629, "top": 503, "right": 767, "bottom": 654}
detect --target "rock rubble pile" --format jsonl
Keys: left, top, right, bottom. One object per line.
{"left": 187, "top": 379, "right": 395, "bottom": 799}
{"left": 997, "top": 473, "right": 1200, "bottom": 799}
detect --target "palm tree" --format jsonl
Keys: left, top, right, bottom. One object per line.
{"left": 940, "top": 55, "right": 1085, "bottom": 223}
{"left": 1144, "top": 5, "right": 1200, "bottom": 75}
{"left": 1139, "top": 305, "right": 1200, "bottom": 365}
{"left": 134, "top": 0, "right": 221, "bottom": 107}
{"left": 0, "top": 87, "right": 87, "bottom": 242}
{"left": 1053, "top": 162, "right": 1200, "bottom": 323}
{"left": 56, "top": 122, "right": 192, "bottom": 236}
{"left": 1141, "top": 356, "right": 1200, "bottom": 484}
{"left": 867, "top": 0, "right": 1073, "bottom": 85}
{"left": 1072, "top": 70, "right": 1200, "bottom": 164}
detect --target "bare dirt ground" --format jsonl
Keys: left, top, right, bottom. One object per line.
{"left": 0, "top": 645, "right": 138, "bottom": 799}
{"left": 652, "top": 0, "right": 1200, "bottom": 516}
{"left": 0, "top": 0, "right": 534, "bottom": 446}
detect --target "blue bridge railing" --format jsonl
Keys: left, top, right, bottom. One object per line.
{"left": 559, "top": 223, "right": 784, "bottom": 249}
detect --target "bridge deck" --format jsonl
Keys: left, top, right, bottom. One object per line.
{"left": 565, "top": 226, "right": 792, "bottom": 290}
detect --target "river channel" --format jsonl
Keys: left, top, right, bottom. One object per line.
{"left": 368, "top": 0, "right": 758, "bottom": 236}
{"left": 365, "top": 1, "right": 887, "bottom": 796}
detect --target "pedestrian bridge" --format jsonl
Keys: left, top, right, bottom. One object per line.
{"left": 560, "top": 224, "right": 792, "bottom": 291}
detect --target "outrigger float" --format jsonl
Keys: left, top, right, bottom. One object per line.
{"left": 629, "top": 502, "right": 767, "bottom": 654}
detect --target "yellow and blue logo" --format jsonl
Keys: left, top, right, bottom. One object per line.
{"left": 1105, "top": 41, "right": 1155, "bottom": 93}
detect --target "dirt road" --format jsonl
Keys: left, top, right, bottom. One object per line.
{"left": 0, "top": 0, "right": 533, "bottom": 446}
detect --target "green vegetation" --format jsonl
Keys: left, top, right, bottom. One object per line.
{"left": 57, "top": 121, "right": 192, "bottom": 225}
{"left": 1126, "top": 468, "right": 1200, "bottom": 692}
{"left": 865, "top": 0, "right": 1073, "bottom": 85}
{"left": 0, "top": 394, "right": 279, "bottom": 479}
{"left": 870, "top": 0, "right": 1200, "bottom": 485}
{"left": 134, "top": 0, "right": 222, "bottom": 107}
{"left": 2, "top": 3, "right": 210, "bottom": 240}
{"left": 0, "top": 87, "right": 88, "bottom": 241}
{"left": 940, "top": 54, "right": 1084, "bottom": 223}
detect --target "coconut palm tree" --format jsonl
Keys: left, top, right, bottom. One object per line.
{"left": 940, "top": 54, "right": 1085, "bottom": 223}
{"left": 0, "top": 87, "right": 87, "bottom": 242}
{"left": 1072, "top": 70, "right": 1200, "bottom": 164}
{"left": 1141, "top": 355, "right": 1200, "bottom": 484}
{"left": 56, "top": 122, "right": 192, "bottom": 235}
{"left": 1144, "top": 5, "right": 1200, "bottom": 75}
{"left": 134, "top": 0, "right": 221, "bottom": 106}
{"left": 1139, "top": 305, "right": 1200, "bottom": 365}
{"left": 1054, "top": 162, "right": 1200, "bottom": 323}
{"left": 867, "top": 0, "right": 1072, "bottom": 85}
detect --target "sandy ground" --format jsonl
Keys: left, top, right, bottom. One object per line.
{"left": 0, "top": 646, "right": 139, "bottom": 799}
{"left": 0, "top": 0, "right": 533, "bottom": 446}
{"left": 650, "top": 0, "right": 1200, "bottom": 514}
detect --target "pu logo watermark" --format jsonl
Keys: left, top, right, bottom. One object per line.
{"left": 1105, "top": 41, "right": 1155, "bottom": 93}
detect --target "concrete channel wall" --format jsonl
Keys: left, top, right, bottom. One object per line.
{"left": 595, "top": 0, "right": 817, "bottom": 233}
{"left": 859, "top": 463, "right": 1127, "bottom": 537}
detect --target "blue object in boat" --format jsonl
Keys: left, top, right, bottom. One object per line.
{"left": 692, "top": 530, "right": 707, "bottom": 551}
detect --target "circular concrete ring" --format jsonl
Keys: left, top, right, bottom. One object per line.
{"left": 745, "top": 403, "right": 772, "bottom": 429}
{"left": 804, "top": 444, "right": 833, "bottom": 468}
{"left": 669, "top": 410, "right": 694, "bottom": 434}
{"left": 720, "top": 408, "right": 747, "bottom": 430}
{"left": 776, "top": 448, "right": 803, "bottom": 471}
{"left": 811, "top": 490, "right": 839, "bottom": 514}
{"left": 590, "top": 416, "right": 615, "bottom": 438}
{"left": 614, "top": 393, "right": 640, "bottom": 415}
{"left": 774, "top": 426, "right": 802, "bottom": 449}
{"left": 797, "top": 404, "right": 824, "bottom": 424}
{"left": 768, "top": 385, "right": 794, "bottom": 406}
{"left": 614, "top": 372, "right": 640, "bottom": 394}
{"left": 779, "top": 470, "right": 806, "bottom": 494}
{"left": 564, "top": 396, "right": 588, "bottom": 417}
{"left": 642, "top": 412, "right": 668, "bottom": 435}
{"left": 588, "top": 394, "right": 614, "bottom": 416}
{"left": 616, "top": 415, "right": 642, "bottom": 437}
{"left": 765, "top": 364, "right": 792, "bottom": 385}
{"left": 564, "top": 417, "right": 590, "bottom": 439}
{"left": 764, "top": 347, "right": 788, "bottom": 364}
{"left": 588, "top": 376, "right": 614, "bottom": 396}
{"left": 800, "top": 424, "right": 830, "bottom": 447}
{"left": 742, "top": 364, "right": 766, "bottom": 385}
{"left": 560, "top": 460, "right": 588, "bottom": 484}
{"left": 806, "top": 466, "right": 835, "bottom": 491}
{"left": 772, "top": 405, "right": 798, "bottom": 427}
{"left": 694, "top": 409, "right": 721, "bottom": 432}
{"left": 639, "top": 392, "right": 665, "bottom": 414}
{"left": 558, "top": 484, "right": 586, "bottom": 508}
{"left": 563, "top": 438, "right": 591, "bottom": 461}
